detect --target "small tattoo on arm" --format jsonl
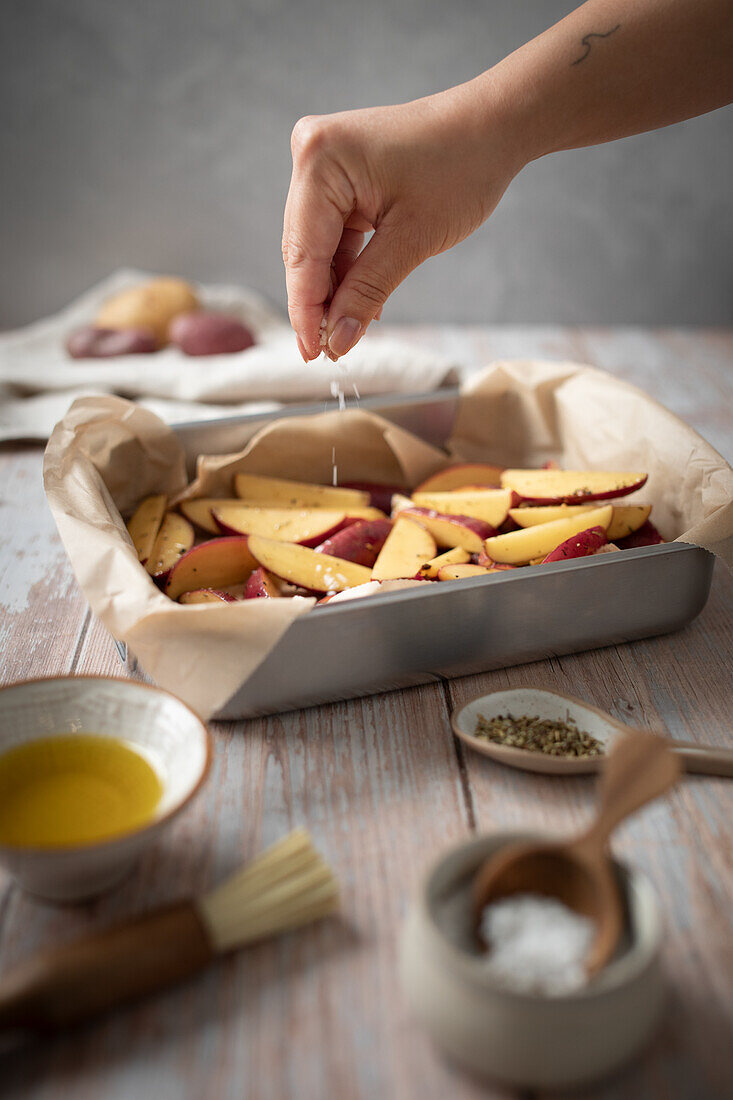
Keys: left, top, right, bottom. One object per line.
{"left": 571, "top": 24, "right": 621, "bottom": 66}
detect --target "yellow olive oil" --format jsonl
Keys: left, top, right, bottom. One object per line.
{"left": 0, "top": 735, "right": 163, "bottom": 847}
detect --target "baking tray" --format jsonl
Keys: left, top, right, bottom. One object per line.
{"left": 116, "top": 389, "right": 715, "bottom": 718}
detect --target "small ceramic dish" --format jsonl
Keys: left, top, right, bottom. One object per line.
{"left": 0, "top": 677, "right": 211, "bottom": 902}
{"left": 451, "top": 687, "right": 639, "bottom": 775}
{"left": 399, "top": 832, "right": 664, "bottom": 1090}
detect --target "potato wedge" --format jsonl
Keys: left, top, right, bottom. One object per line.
{"left": 415, "top": 463, "right": 504, "bottom": 492}
{"left": 247, "top": 536, "right": 372, "bottom": 593}
{"left": 371, "top": 517, "right": 437, "bottom": 581}
{"left": 234, "top": 473, "right": 369, "bottom": 510}
{"left": 540, "top": 526, "right": 608, "bottom": 563}
{"left": 483, "top": 505, "right": 613, "bottom": 564}
{"left": 315, "top": 519, "right": 393, "bottom": 566}
{"left": 146, "top": 513, "right": 194, "bottom": 578}
{"left": 398, "top": 507, "right": 494, "bottom": 553}
{"left": 509, "top": 503, "right": 652, "bottom": 541}
{"left": 126, "top": 494, "right": 167, "bottom": 564}
{"left": 165, "top": 537, "right": 257, "bottom": 600}
{"left": 213, "top": 504, "right": 351, "bottom": 547}
{"left": 501, "top": 469, "right": 647, "bottom": 504}
{"left": 179, "top": 588, "right": 237, "bottom": 604}
{"left": 412, "top": 488, "right": 513, "bottom": 527}
{"left": 417, "top": 547, "right": 471, "bottom": 579}
{"left": 437, "top": 563, "right": 497, "bottom": 581}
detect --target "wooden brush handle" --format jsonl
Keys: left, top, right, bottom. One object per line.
{"left": 0, "top": 901, "right": 213, "bottom": 1033}
{"left": 582, "top": 730, "right": 681, "bottom": 853}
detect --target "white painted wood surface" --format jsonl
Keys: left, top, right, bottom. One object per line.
{"left": 0, "top": 327, "right": 731, "bottom": 1100}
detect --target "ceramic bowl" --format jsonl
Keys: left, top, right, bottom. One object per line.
{"left": 0, "top": 677, "right": 211, "bottom": 902}
{"left": 400, "top": 832, "right": 664, "bottom": 1090}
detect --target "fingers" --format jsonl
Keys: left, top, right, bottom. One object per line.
{"left": 282, "top": 120, "right": 354, "bottom": 360}
{"left": 331, "top": 225, "right": 366, "bottom": 289}
{"left": 283, "top": 185, "right": 345, "bottom": 360}
{"left": 326, "top": 213, "right": 422, "bottom": 357}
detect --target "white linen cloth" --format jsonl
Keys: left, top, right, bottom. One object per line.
{"left": 0, "top": 269, "right": 458, "bottom": 441}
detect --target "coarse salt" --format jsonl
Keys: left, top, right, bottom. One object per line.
{"left": 480, "top": 894, "right": 594, "bottom": 996}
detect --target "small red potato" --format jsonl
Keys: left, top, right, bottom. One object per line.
{"left": 66, "top": 326, "right": 157, "bottom": 359}
{"left": 169, "top": 312, "right": 255, "bottom": 356}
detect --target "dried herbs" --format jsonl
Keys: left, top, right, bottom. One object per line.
{"left": 474, "top": 713, "right": 604, "bottom": 757}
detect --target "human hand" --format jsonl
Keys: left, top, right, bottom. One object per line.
{"left": 282, "top": 84, "right": 526, "bottom": 361}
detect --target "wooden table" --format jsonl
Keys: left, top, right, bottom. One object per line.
{"left": 1, "top": 326, "right": 731, "bottom": 1100}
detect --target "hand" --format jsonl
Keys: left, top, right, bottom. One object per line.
{"left": 282, "top": 84, "right": 525, "bottom": 361}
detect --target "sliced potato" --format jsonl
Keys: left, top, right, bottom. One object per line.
{"left": 126, "top": 494, "right": 166, "bottom": 564}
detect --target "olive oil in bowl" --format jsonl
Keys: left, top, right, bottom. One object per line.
{"left": 0, "top": 734, "right": 163, "bottom": 848}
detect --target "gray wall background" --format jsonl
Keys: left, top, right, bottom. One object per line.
{"left": 2, "top": 0, "right": 731, "bottom": 329}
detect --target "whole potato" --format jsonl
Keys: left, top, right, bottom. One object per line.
{"left": 95, "top": 277, "right": 199, "bottom": 347}
{"left": 65, "top": 325, "right": 157, "bottom": 358}
{"left": 169, "top": 311, "right": 256, "bottom": 356}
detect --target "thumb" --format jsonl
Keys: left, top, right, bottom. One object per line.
{"left": 326, "top": 218, "right": 422, "bottom": 357}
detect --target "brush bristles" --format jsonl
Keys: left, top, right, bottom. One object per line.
{"left": 196, "top": 829, "right": 339, "bottom": 952}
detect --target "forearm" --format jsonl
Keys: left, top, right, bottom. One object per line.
{"left": 472, "top": 0, "right": 733, "bottom": 162}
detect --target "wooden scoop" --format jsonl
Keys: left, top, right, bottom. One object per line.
{"left": 473, "top": 730, "right": 681, "bottom": 975}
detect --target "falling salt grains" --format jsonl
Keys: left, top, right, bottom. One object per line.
{"left": 331, "top": 447, "right": 338, "bottom": 487}
{"left": 480, "top": 894, "right": 594, "bottom": 996}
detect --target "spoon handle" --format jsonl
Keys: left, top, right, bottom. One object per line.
{"left": 582, "top": 730, "right": 681, "bottom": 853}
{"left": 671, "top": 740, "right": 733, "bottom": 777}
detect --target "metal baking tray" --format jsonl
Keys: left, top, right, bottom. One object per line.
{"left": 118, "top": 389, "right": 715, "bottom": 717}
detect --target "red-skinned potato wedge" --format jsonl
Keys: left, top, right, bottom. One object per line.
{"left": 247, "top": 535, "right": 372, "bottom": 593}
{"left": 212, "top": 504, "right": 352, "bottom": 547}
{"left": 417, "top": 547, "right": 471, "bottom": 579}
{"left": 372, "top": 517, "right": 436, "bottom": 581}
{"left": 437, "top": 563, "right": 499, "bottom": 581}
{"left": 606, "top": 505, "right": 653, "bottom": 541}
{"left": 501, "top": 469, "right": 648, "bottom": 504}
{"left": 540, "top": 526, "right": 608, "bottom": 563}
{"left": 341, "top": 482, "right": 405, "bottom": 513}
{"left": 415, "top": 463, "right": 504, "bottom": 493}
{"left": 126, "top": 494, "right": 167, "bottom": 564}
{"left": 146, "top": 513, "right": 194, "bottom": 579}
{"left": 398, "top": 507, "right": 495, "bottom": 553}
{"left": 476, "top": 550, "right": 518, "bottom": 570}
{"left": 234, "top": 473, "right": 369, "bottom": 510}
{"left": 615, "top": 520, "right": 665, "bottom": 549}
{"left": 315, "top": 518, "right": 393, "bottom": 567}
{"left": 179, "top": 498, "right": 244, "bottom": 534}
{"left": 411, "top": 488, "right": 514, "bottom": 528}
{"left": 509, "top": 503, "right": 652, "bottom": 541}
{"left": 509, "top": 504, "right": 596, "bottom": 527}
{"left": 244, "top": 567, "right": 283, "bottom": 599}
{"left": 165, "top": 536, "right": 257, "bottom": 600}
{"left": 483, "top": 505, "right": 613, "bottom": 564}
{"left": 178, "top": 588, "right": 237, "bottom": 604}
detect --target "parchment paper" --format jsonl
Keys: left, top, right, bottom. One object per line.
{"left": 43, "top": 361, "right": 733, "bottom": 719}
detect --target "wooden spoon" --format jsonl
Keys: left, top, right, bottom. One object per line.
{"left": 451, "top": 687, "right": 733, "bottom": 777}
{"left": 473, "top": 730, "right": 680, "bottom": 975}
